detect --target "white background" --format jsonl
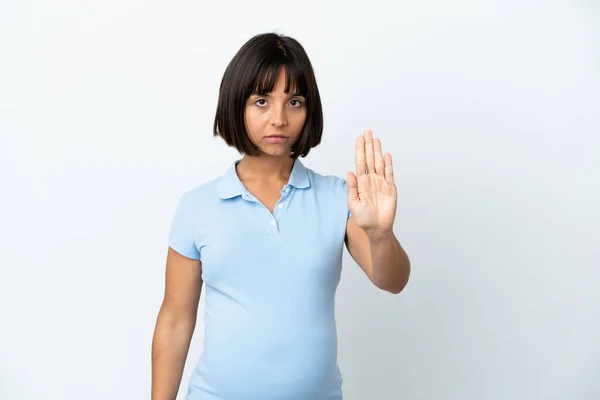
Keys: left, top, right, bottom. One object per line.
{"left": 1, "top": 0, "right": 599, "bottom": 399}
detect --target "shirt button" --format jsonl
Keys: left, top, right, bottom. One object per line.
{"left": 278, "top": 204, "right": 283, "bottom": 209}
{"left": 285, "top": 188, "right": 290, "bottom": 193}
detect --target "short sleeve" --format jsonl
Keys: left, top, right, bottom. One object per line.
{"left": 168, "top": 192, "right": 201, "bottom": 260}
{"left": 341, "top": 178, "right": 352, "bottom": 219}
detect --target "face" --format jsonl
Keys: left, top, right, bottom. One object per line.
{"left": 244, "top": 67, "right": 307, "bottom": 157}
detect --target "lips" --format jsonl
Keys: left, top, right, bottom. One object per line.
{"left": 265, "top": 135, "right": 288, "bottom": 143}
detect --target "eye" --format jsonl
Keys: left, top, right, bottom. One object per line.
{"left": 290, "top": 99, "right": 303, "bottom": 108}
{"left": 254, "top": 99, "right": 267, "bottom": 107}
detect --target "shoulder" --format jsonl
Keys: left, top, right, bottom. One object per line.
{"left": 178, "top": 177, "right": 219, "bottom": 202}
{"left": 303, "top": 165, "right": 351, "bottom": 224}
{"left": 305, "top": 166, "right": 348, "bottom": 195}
{"left": 304, "top": 166, "right": 349, "bottom": 217}
{"left": 173, "top": 177, "right": 221, "bottom": 218}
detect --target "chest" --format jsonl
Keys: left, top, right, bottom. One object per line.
{"left": 242, "top": 181, "right": 287, "bottom": 214}
{"left": 198, "top": 191, "right": 348, "bottom": 293}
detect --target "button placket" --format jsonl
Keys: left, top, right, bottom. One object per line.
{"left": 273, "top": 201, "right": 285, "bottom": 220}
{"left": 267, "top": 216, "right": 279, "bottom": 237}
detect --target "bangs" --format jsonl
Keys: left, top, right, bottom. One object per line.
{"left": 252, "top": 61, "right": 308, "bottom": 97}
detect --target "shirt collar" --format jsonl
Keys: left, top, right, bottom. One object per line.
{"left": 218, "top": 158, "right": 310, "bottom": 199}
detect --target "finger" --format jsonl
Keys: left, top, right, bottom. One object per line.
{"left": 355, "top": 135, "right": 366, "bottom": 176}
{"left": 364, "top": 130, "right": 375, "bottom": 174}
{"left": 374, "top": 138, "right": 384, "bottom": 176}
{"left": 384, "top": 153, "right": 394, "bottom": 184}
{"left": 346, "top": 172, "right": 359, "bottom": 201}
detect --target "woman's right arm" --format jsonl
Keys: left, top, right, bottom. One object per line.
{"left": 151, "top": 247, "right": 203, "bottom": 400}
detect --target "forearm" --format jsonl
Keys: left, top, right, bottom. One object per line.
{"left": 366, "top": 229, "right": 411, "bottom": 293}
{"left": 151, "top": 310, "right": 196, "bottom": 400}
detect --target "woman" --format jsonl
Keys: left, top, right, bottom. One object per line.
{"left": 151, "top": 32, "right": 410, "bottom": 400}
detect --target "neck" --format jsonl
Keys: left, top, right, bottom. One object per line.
{"left": 236, "top": 155, "right": 295, "bottom": 182}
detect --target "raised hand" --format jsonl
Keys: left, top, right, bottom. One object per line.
{"left": 346, "top": 130, "right": 397, "bottom": 233}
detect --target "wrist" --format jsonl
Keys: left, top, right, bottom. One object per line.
{"left": 365, "top": 227, "right": 395, "bottom": 241}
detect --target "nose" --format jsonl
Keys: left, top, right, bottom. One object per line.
{"left": 270, "top": 103, "right": 287, "bottom": 127}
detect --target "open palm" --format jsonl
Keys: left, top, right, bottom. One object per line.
{"left": 347, "top": 130, "right": 397, "bottom": 232}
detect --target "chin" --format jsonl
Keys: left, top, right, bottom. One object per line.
{"left": 259, "top": 147, "right": 292, "bottom": 157}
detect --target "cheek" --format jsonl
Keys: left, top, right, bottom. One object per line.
{"left": 293, "top": 110, "right": 308, "bottom": 130}
{"left": 248, "top": 107, "right": 268, "bottom": 120}
{"left": 244, "top": 109, "right": 262, "bottom": 133}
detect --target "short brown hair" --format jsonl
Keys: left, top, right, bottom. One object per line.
{"left": 213, "top": 33, "right": 323, "bottom": 159}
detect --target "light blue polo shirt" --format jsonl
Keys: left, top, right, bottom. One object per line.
{"left": 168, "top": 158, "right": 350, "bottom": 400}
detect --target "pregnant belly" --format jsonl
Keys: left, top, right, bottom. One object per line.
{"left": 191, "top": 317, "right": 341, "bottom": 400}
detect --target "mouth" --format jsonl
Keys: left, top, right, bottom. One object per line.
{"left": 265, "top": 135, "right": 288, "bottom": 143}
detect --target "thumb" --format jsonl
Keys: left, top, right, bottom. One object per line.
{"left": 346, "top": 172, "right": 359, "bottom": 201}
